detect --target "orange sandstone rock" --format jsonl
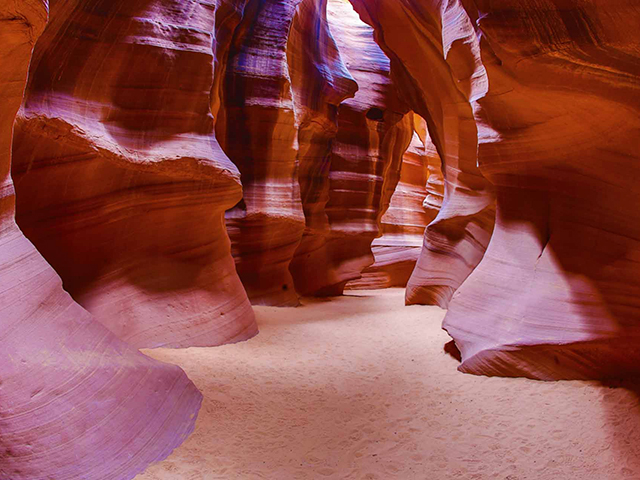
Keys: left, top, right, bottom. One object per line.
{"left": 291, "top": 0, "right": 413, "bottom": 295}
{"left": 443, "top": 0, "right": 640, "bottom": 379}
{"left": 351, "top": 0, "right": 640, "bottom": 379}
{"left": 287, "top": 0, "right": 358, "bottom": 296}
{"left": 348, "top": 115, "right": 439, "bottom": 290}
{"left": 348, "top": 0, "right": 496, "bottom": 307}
{"left": 217, "top": 0, "right": 306, "bottom": 306}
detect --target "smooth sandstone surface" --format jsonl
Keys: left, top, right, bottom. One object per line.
{"left": 1, "top": 11, "right": 638, "bottom": 480}
{"left": 218, "top": 0, "right": 405, "bottom": 303}
{"left": 11, "top": 0, "right": 257, "bottom": 348}
{"left": 0, "top": 2, "right": 202, "bottom": 479}
{"left": 218, "top": 0, "right": 306, "bottom": 307}
{"left": 137, "top": 290, "right": 640, "bottom": 480}
{"left": 291, "top": 0, "right": 413, "bottom": 296}
{"left": 442, "top": 0, "right": 640, "bottom": 379}
{"left": 288, "top": 0, "right": 359, "bottom": 296}
{"left": 347, "top": 0, "right": 496, "bottom": 308}
{"left": 348, "top": 0, "right": 640, "bottom": 379}
{"left": 348, "top": 116, "right": 441, "bottom": 290}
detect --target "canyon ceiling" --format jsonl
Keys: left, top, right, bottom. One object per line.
{"left": 1, "top": 0, "right": 638, "bottom": 478}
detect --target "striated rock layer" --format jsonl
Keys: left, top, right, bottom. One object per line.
{"left": 442, "top": 0, "right": 640, "bottom": 379}
{"left": 0, "top": 2, "right": 201, "bottom": 479}
{"left": 221, "top": 0, "right": 408, "bottom": 301}
{"left": 348, "top": 115, "right": 442, "bottom": 290}
{"left": 12, "top": 0, "right": 257, "bottom": 348}
{"left": 287, "top": 0, "right": 358, "bottom": 296}
{"left": 417, "top": 117, "right": 445, "bottom": 224}
{"left": 291, "top": 0, "right": 412, "bottom": 296}
{"left": 348, "top": 0, "right": 496, "bottom": 308}
{"left": 351, "top": 0, "right": 640, "bottom": 379}
{"left": 218, "top": 0, "right": 306, "bottom": 306}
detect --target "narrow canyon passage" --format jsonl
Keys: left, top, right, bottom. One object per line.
{"left": 2, "top": 0, "right": 639, "bottom": 477}
{"left": 138, "top": 290, "right": 640, "bottom": 480}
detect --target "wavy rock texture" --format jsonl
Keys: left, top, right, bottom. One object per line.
{"left": 287, "top": 0, "right": 358, "bottom": 296}
{"left": 441, "top": 0, "right": 640, "bottom": 379}
{"left": 290, "top": 0, "right": 413, "bottom": 296}
{"left": 351, "top": 0, "right": 640, "bottom": 379}
{"left": 347, "top": 114, "right": 443, "bottom": 290}
{"left": 218, "top": 0, "right": 307, "bottom": 307}
{"left": 347, "top": 0, "right": 496, "bottom": 308}
{"left": 0, "top": 2, "right": 201, "bottom": 479}
{"left": 11, "top": 0, "right": 257, "bottom": 348}
{"left": 416, "top": 116, "right": 445, "bottom": 223}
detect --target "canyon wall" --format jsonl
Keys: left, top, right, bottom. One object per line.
{"left": 12, "top": 0, "right": 257, "bottom": 348}
{"left": 216, "top": 0, "right": 415, "bottom": 300}
{"left": 443, "top": 0, "right": 640, "bottom": 379}
{"left": 348, "top": 115, "right": 442, "bottom": 290}
{"left": 348, "top": 0, "right": 640, "bottom": 379}
{"left": 290, "top": 0, "right": 413, "bottom": 296}
{"left": 2, "top": 14, "right": 637, "bottom": 474}
{"left": 348, "top": 0, "right": 496, "bottom": 309}
{"left": 218, "top": 0, "right": 306, "bottom": 306}
{"left": 0, "top": 2, "right": 201, "bottom": 479}
{"left": 287, "top": 0, "right": 359, "bottom": 296}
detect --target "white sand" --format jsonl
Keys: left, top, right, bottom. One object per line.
{"left": 137, "top": 289, "right": 640, "bottom": 480}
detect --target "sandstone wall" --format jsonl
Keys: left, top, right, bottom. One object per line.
{"left": 12, "top": 0, "right": 257, "bottom": 348}
{"left": 443, "top": 0, "right": 640, "bottom": 379}
{"left": 348, "top": 115, "right": 443, "bottom": 289}
{"left": 347, "top": 0, "right": 640, "bottom": 379}
{"left": 290, "top": 0, "right": 413, "bottom": 296}
{"left": 0, "top": 3, "right": 201, "bottom": 478}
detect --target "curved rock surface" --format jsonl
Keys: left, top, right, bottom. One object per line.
{"left": 291, "top": 0, "right": 412, "bottom": 296}
{"left": 442, "top": 0, "right": 640, "bottom": 379}
{"left": 287, "top": 0, "right": 359, "bottom": 296}
{"left": 347, "top": 115, "right": 442, "bottom": 290}
{"left": 12, "top": 0, "right": 257, "bottom": 348}
{"left": 0, "top": 2, "right": 201, "bottom": 479}
{"left": 417, "top": 116, "right": 445, "bottom": 223}
{"left": 218, "top": 0, "right": 306, "bottom": 306}
{"left": 351, "top": 0, "right": 640, "bottom": 379}
{"left": 348, "top": 0, "right": 496, "bottom": 308}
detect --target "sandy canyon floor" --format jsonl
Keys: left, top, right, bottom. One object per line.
{"left": 137, "top": 289, "right": 640, "bottom": 480}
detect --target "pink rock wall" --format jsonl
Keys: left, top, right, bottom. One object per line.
{"left": 12, "top": 0, "right": 257, "bottom": 348}
{"left": 0, "top": 2, "right": 201, "bottom": 479}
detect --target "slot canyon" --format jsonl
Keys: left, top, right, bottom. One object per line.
{"left": 1, "top": 0, "right": 639, "bottom": 478}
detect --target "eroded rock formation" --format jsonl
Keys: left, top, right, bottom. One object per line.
{"left": 350, "top": 0, "right": 640, "bottom": 379}
{"left": 348, "top": 0, "right": 496, "bottom": 308}
{"left": 2, "top": 10, "right": 637, "bottom": 464}
{"left": 442, "top": 0, "right": 640, "bottom": 379}
{"left": 287, "top": 0, "right": 358, "bottom": 296}
{"left": 12, "top": 0, "right": 257, "bottom": 348}
{"left": 290, "top": 0, "right": 413, "bottom": 295}
{"left": 0, "top": 3, "right": 201, "bottom": 479}
{"left": 219, "top": 0, "right": 412, "bottom": 300}
{"left": 218, "top": 0, "right": 306, "bottom": 306}
{"left": 417, "top": 116, "right": 444, "bottom": 224}
{"left": 348, "top": 115, "right": 442, "bottom": 290}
